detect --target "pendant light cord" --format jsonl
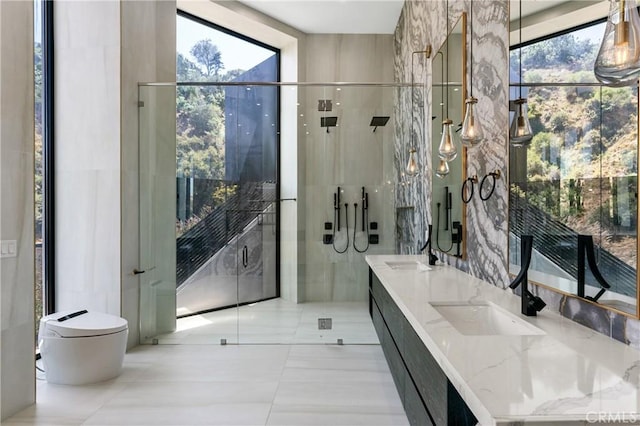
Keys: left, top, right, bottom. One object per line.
{"left": 411, "top": 51, "right": 415, "bottom": 150}
{"left": 470, "top": 0, "right": 474, "bottom": 98}
{"left": 446, "top": 0, "right": 450, "bottom": 119}
{"left": 441, "top": 51, "right": 445, "bottom": 122}
{"left": 519, "top": 0, "right": 523, "bottom": 99}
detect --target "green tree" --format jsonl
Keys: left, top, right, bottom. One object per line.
{"left": 521, "top": 34, "right": 596, "bottom": 70}
{"left": 34, "top": 42, "right": 43, "bottom": 237}
{"left": 177, "top": 53, "right": 204, "bottom": 81}
{"left": 190, "top": 39, "right": 223, "bottom": 78}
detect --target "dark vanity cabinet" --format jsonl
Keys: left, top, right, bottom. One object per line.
{"left": 369, "top": 268, "right": 477, "bottom": 426}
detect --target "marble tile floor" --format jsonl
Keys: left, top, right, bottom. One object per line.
{"left": 5, "top": 344, "right": 409, "bottom": 426}
{"left": 158, "top": 299, "right": 379, "bottom": 345}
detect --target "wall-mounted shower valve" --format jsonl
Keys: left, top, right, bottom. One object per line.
{"left": 318, "top": 100, "right": 332, "bottom": 111}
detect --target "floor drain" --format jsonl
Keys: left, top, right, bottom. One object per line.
{"left": 318, "top": 318, "right": 332, "bottom": 330}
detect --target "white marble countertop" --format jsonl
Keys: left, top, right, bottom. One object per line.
{"left": 366, "top": 255, "right": 640, "bottom": 425}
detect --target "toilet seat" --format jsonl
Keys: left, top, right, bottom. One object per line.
{"left": 39, "top": 310, "right": 129, "bottom": 385}
{"left": 40, "top": 310, "right": 128, "bottom": 338}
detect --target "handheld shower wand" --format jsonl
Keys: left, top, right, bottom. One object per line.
{"left": 362, "top": 186, "right": 369, "bottom": 232}
{"left": 336, "top": 187, "right": 341, "bottom": 231}
{"left": 444, "top": 186, "right": 450, "bottom": 231}
{"left": 353, "top": 187, "right": 370, "bottom": 253}
{"left": 331, "top": 190, "right": 349, "bottom": 254}
{"left": 435, "top": 194, "right": 454, "bottom": 253}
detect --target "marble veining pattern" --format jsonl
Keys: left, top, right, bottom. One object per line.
{"left": 394, "top": 0, "right": 510, "bottom": 287}
{"left": 394, "top": 0, "right": 640, "bottom": 343}
{"left": 367, "top": 255, "right": 640, "bottom": 424}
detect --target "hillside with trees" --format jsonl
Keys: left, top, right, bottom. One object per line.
{"left": 175, "top": 39, "right": 246, "bottom": 235}
{"left": 510, "top": 31, "right": 638, "bottom": 267}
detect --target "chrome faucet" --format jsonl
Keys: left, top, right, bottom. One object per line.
{"left": 509, "top": 235, "right": 546, "bottom": 316}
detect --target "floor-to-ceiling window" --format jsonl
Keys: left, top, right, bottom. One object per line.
{"left": 34, "top": 0, "right": 55, "bottom": 344}
{"left": 175, "top": 11, "right": 280, "bottom": 317}
{"left": 509, "top": 17, "right": 638, "bottom": 310}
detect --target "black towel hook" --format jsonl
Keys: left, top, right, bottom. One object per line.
{"left": 461, "top": 175, "right": 478, "bottom": 204}
{"left": 480, "top": 170, "right": 501, "bottom": 201}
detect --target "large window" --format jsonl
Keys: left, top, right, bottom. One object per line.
{"left": 174, "top": 12, "right": 280, "bottom": 312}
{"left": 509, "top": 18, "right": 638, "bottom": 301}
{"left": 35, "top": 0, "right": 43, "bottom": 335}
{"left": 35, "top": 0, "right": 55, "bottom": 344}
{"left": 175, "top": 12, "right": 279, "bottom": 236}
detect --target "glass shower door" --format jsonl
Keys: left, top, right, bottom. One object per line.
{"left": 228, "top": 84, "right": 279, "bottom": 343}
{"left": 171, "top": 83, "right": 279, "bottom": 344}
{"left": 139, "top": 84, "right": 177, "bottom": 343}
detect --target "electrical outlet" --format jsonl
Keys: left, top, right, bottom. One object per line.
{"left": 323, "top": 234, "right": 333, "bottom": 244}
{"left": 324, "top": 222, "right": 332, "bottom": 230}
{"left": 0, "top": 240, "right": 17, "bottom": 258}
{"left": 369, "top": 234, "right": 379, "bottom": 244}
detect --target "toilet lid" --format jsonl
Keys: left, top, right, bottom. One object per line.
{"left": 43, "top": 310, "right": 128, "bottom": 338}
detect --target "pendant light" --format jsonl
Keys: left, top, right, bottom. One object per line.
{"left": 439, "top": 119, "right": 458, "bottom": 161}
{"left": 510, "top": 0, "right": 533, "bottom": 147}
{"left": 405, "top": 47, "right": 432, "bottom": 178}
{"left": 460, "top": 0, "right": 485, "bottom": 147}
{"left": 438, "top": 1, "right": 459, "bottom": 161}
{"left": 594, "top": 0, "right": 640, "bottom": 86}
{"left": 435, "top": 159, "right": 450, "bottom": 178}
{"left": 406, "top": 147, "right": 419, "bottom": 177}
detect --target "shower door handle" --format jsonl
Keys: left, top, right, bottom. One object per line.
{"left": 242, "top": 246, "right": 248, "bottom": 268}
{"left": 133, "top": 266, "right": 156, "bottom": 275}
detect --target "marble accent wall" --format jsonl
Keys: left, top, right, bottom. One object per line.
{"left": 394, "top": 0, "right": 640, "bottom": 347}
{"left": 301, "top": 35, "right": 397, "bottom": 302}
{"left": 0, "top": 0, "right": 35, "bottom": 419}
{"left": 395, "top": 0, "right": 510, "bottom": 286}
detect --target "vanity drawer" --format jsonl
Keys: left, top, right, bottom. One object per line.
{"left": 371, "top": 272, "right": 385, "bottom": 306}
{"left": 382, "top": 320, "right": 406, "bottom": 404}
{"left": 371, "top": 295, "right": 385, "bottom": 346}
{"left": 382, "top": 287, "right": 406, "bottom": 348}
{"left": 403, "top": 314, "right": 447, "bottom": 425}
{"left": 404, "top": 376, "right": 434, "bottom": 426}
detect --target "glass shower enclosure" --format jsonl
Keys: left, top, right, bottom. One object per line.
{"left": 138, "top": 82, "right": 410, "bottom": 345}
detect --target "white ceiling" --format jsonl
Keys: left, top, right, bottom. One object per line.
{"left": 235, "top": 1, "right": 607, "bottom": 36}
{"left": 236, "top": 0, "right": 405, "bottom": 34}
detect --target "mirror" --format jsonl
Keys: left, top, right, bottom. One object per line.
{"left": 508, "top": 1, "right": 639, "bottom": 318}
{"left": 431, "top": 13, "right": 467, "bottom": 258}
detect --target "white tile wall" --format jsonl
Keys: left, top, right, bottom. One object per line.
{"left": 301, "top": 35, "right": 397, "bottom": 302}
{"left": 0, "top": 0, "right": 36, "bottom": 420}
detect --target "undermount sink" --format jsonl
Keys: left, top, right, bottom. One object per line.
{"left": 385, "top": 260, "right": 431, "bottom": 271}
{"left": 430, "top": 302, "right": 546, "bottom": 336}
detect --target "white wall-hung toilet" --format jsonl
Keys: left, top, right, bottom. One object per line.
{"left": 38, "top": 310, "right": 128, "bottom": 385}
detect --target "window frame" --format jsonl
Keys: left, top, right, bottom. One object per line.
{"left": 41, "top": 0, "right": 55, "bottom": 315}
{"left": 175, "top": 9, "right": 282, "bottom": 299}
